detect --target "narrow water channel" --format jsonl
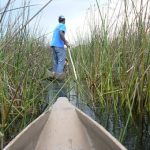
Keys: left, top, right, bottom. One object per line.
{"left": 45, "top": 80, "right": 150, "bottom": 150}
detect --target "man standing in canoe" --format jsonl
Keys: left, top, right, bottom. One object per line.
{"left": 50, "top": 15, "right": 70, "bottom": 79}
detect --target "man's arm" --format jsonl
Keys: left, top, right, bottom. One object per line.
{"left": 60, "top": 31, "right": 70, "bottom": 47}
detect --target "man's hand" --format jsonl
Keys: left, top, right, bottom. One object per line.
{"left": 65, "top": 41, "right": 70, "bottom": 48}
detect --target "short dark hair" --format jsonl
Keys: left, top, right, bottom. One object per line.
{"left": 58, "top": 15, "right": 65, "bottom": 22}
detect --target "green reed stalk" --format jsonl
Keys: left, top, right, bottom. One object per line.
{"left": 0, "top": 0, "right": 53, "bottom": 148}
{"left": 71, "top": 0, "right": 150, "bottom": 143}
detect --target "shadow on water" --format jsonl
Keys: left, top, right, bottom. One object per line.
{"left": 44, "top": 79, "right": 150, "bottom": 150}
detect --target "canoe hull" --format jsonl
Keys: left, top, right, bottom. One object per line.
{"left": 4, "top": 97, "right": 127, "bottom": 150}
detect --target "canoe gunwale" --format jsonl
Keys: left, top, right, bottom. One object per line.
{"left": 75, "top": 107, "right": 127, "bottom": 150}
{"left": 4, "top": 109, "right": 51, "bottom": 150}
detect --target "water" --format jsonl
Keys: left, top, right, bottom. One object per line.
{"left": 46, "top": 80, "right": 150, "bottom": 150}
{"left": 94, "top": 107, "right": 150, "bottom": 150}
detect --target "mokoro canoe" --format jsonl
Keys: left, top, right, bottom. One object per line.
{"left": 4, "top": 97, "right": 127, "bottom": 150}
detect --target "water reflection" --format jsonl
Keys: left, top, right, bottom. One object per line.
{"left": 45, "top": 80, "right": 95, "bottom": 119}
{"left": 46, "top": 80, "right": 68, "bottom": 102}
{"left": 92, "top": 105, "right": 150, "bottom": 150}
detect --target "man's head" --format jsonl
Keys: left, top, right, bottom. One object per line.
{"left": 58, "top": 15, "right": 65, "bottom": 23}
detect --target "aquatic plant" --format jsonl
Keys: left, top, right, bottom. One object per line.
{"left": 0, "top": 0, "right": 53, "bottom": 148}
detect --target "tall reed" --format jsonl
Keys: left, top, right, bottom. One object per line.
{"left": 71, "top": 0, "right": 150, "bottom": 144}
{"left": 0, "top": 0, "right": 52, "bottom": 148}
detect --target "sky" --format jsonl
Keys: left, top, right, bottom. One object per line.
{"left": 0, "top": 0, "right": 109, "bottom": 43}
{"left": 28, "top": 0, "right": 103, "bottom": 43}
{"left": 1, "top": 0, "right": 149, "bottom": 44}
{"left": 32, "top": 0, "right": 96, "bottom": 42}
{"left": 0, "top": 0, "right": 96, "bottom": 42}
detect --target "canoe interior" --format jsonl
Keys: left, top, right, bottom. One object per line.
{"left": 4, "top": 97, "right": 127, "bottom": 150}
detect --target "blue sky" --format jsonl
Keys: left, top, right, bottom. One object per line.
{"left": 29, "top": 0, "right": 98, "bottom": 42}
{"left": 1, "top": 0, "right": 98, "bottom": 43}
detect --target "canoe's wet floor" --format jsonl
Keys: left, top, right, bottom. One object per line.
{"left": 46, "top": 80, "right": 150, "bottom": 150}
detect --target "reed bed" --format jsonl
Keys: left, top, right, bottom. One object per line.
{"left": 73, "top": 0, "right": 150, "bottom": 112}
{"left": 71, "top": 0, "right": 150, "bottom": 145}
{"left": 0, "top": 0, "right": 52, "bottom": 148}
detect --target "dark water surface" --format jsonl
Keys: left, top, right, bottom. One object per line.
{"left": 46, "top": 80, "right": 150, "bottom": 150}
